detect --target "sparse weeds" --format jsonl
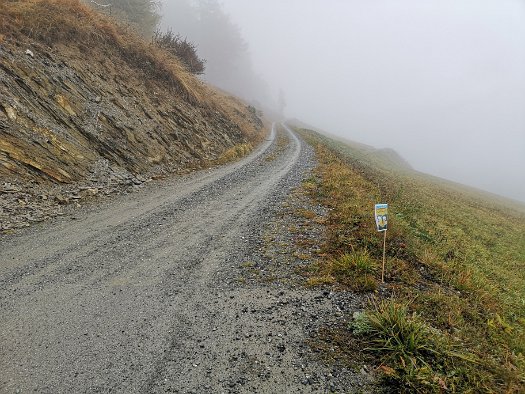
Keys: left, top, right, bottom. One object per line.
{"left": 297, "top": 208, "right": 317, "bottom": 220}
{"left": 264, "top": 128, "right": 290, "bottom": 162}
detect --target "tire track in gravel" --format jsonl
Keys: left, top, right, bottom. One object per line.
{"left": 0, "top": 123, "right": 374, "bottom": 393}
{"left": 0, "top": 124, "right": 290, "bottom": 392}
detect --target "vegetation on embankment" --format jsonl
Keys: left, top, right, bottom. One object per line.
{"left": 297, "top": 128, "right": 525, "bottom": 392}
{"left": 0, "top": 0, "right": 264, "bottom": 178}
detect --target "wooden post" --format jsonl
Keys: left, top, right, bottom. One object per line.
{"left": 382, "top": 230, "right": 387, "bottom": 283}
{"left": 375, "top": 203, "right": 388, "bottom": 283}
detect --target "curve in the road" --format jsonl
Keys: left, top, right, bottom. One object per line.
{"left": 0, "top": 123, "right": 318, "bottom": 393}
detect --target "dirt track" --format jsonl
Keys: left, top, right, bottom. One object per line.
{"left": 0, "top": 125, "right": 370, "bottom": 393}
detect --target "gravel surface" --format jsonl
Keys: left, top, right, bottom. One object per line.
{"left": 0, "top": 124, "right": 374, "bottom": 393}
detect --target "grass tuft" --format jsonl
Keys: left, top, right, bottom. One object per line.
{"left": 332, "top": 251, "right": 378, "bottom": 291}
{"left": 216, "top": 143, "right": 252, "bottom": 164}
{"left": 353, "top": 300, "right": 483, "bottom": 393}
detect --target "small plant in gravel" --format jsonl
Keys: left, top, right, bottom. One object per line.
{"left": 350, "top": 311, "right": 372, "bottom": 336}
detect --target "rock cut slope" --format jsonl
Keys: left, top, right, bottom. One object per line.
{"left": 0, "top": 0, "right": 264, "bottom": 231}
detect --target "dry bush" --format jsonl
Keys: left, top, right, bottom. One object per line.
{"left": 153, "top": 29, "right": 205, "bottom": 75}
{"left": 216, "top": 143, "right": 252, "bottom": 165}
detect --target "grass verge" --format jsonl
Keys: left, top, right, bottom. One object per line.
{"left": 297, "top": 128, "right": 525, "bottom": 392}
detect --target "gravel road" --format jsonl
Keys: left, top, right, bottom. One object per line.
{"left": 0, "top": 124, "right": 372, "bottom": 393}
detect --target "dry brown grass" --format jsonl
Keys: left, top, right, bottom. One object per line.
{"left": 216, "top": 143, "right": 253, "bottom": 165}
{"left": 1, "top": 0, "right": 203, "bottom": 105}
{"left": 201, "top": 87, "right": 267, "bottom": 145}
{"left": 0, "top": 0, "right": 267, "bottom": 143}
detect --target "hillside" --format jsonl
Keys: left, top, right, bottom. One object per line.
{"left": 294, "top": 127, "right": 525, "bottom": 392}
{"left": 0, "top": 0, "right": 264, "bottom": 232}
{"left": 287, "top": 119, "right": 413, "bottom": 172}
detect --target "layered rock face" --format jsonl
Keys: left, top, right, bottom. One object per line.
{"left": 0, "top": 2, "right": 264, "bottom": 232}
{"left": 0, "top": 42, "right": 260, "bottom": 184}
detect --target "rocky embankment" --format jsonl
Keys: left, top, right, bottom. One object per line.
{"left": 0, "top": 2, "right": 264, "bottom": 233}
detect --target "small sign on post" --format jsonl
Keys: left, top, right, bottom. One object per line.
{"left": 374, "top": 203, "right": 388, "bottom": 283}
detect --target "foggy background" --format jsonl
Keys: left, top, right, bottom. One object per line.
{"left": 160, "top": 0, "right": 525, "bottom": 203}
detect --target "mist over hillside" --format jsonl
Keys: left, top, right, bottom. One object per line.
{"left": 163, "top": 0, "right": 524, "bottom": 203}
{"left": 158, "top": 0, "right": 273, "bottom": 109}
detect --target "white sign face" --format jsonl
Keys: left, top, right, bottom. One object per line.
{"left": 375, "top": 203, "right": 388, "bottom": 232}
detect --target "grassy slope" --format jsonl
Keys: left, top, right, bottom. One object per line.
{"left": 296, "top": 128, "right": 525, "bottom": 392}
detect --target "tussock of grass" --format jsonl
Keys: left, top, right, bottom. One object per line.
{"left": 216, "top": 143, "right": 252, "bottom": 164}
{"left": 307, "top": 251, "right": 378, "bottom": 292}
{"left": 298, "top": 128, "right": 525, "bottom": 392}
{"left": 352, "top": 300, "right": 481, "bottom": 393}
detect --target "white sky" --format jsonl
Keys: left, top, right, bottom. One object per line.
{"left": 219, "top": 0, "right": 525, "bottom": 202}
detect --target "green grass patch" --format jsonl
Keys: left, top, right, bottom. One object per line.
{"left": 297, "top": 127, "right": 525, "bottom": 392}
{"left": 352, "top": 300, "right": 484, "bottom": 393}
{"left": 307, "top": 251, "right": 379, "bottom": 292}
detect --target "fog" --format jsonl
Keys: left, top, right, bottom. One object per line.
{"left": 161, "top": 0, "right": 525, "bottom": 203}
